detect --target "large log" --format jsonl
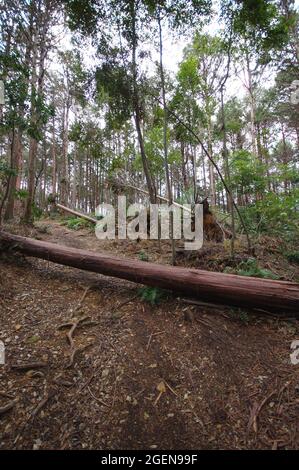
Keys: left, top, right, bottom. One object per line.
{"left": 0, "top": 230, "right": 298, "bottom": 314}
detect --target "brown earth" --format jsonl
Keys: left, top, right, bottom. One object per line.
{"left": 0, "top": 219, "right": 298, "bottom": 450}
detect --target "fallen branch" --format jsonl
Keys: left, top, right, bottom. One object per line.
{"left": 56, "top": 203, "right": 97, "bottom": 224}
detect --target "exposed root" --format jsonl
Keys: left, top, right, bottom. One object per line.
{"left": 58, "top": 315, "right": 91, "bottom": 348}
{"left": 58, "top": 316, "right": 95, "bottom": 368}
{"left": 66, "top": 342, "right": 94, "bottom": 369}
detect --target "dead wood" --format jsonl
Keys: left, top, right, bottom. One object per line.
{"left": 0, "top": 230, "right": 299, "bottom": 314}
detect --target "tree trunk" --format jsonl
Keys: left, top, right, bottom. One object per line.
{"left": 207, "top": 121, "right": 216, "bottom": 206}
{"left": 0, "top": 230, "right": 298, "bottom": 314}
{"left": 246, "top": 51, "right": 258, "bottom": 157}
{"left": 131, "top": 0, "right": 156, "bottom": 204}
{"left": 4, "top": 128, "right": 22, "bottom": 220}
{"left": 61, "top": 96, "right": 70, "bottom": 206}
{"left": 220, "top": 86, "right": 235, "bottom": 257}
{"left": 24, "top": 39, "right": 38, "bottom": 223}
{"left": 158, "top": 12, "right": 175, "bottom": 265}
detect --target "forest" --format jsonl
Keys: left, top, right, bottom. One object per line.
{"left": 0, "top": 0, "right": 299, "bottom": 453}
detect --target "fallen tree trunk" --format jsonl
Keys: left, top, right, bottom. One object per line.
{"left": 0, "top": 230, "right": 298, "bottom": 314}
{"left": 56, "top": 203, "right": 97, "bottom": 224}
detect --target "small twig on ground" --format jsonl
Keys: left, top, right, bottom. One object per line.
{"left": 0, "top": 399, "right": 18, "bottom": 416}
{"left": 248, "top": 380, "right": 292, "bottom": 434}
{"left": 74, "top": 286, "right": 91, "bottom": 313}
{"left": 146, "top": 331, "right": 163, "bottom": 351}
{"left": 107, "top": 371, "right": 118, "bottom": 418}
{"left": 164, "top": 380, "right": 179, "bottom": 397}
{"left": 0, "top": 391, "right": 14, "bottom": 399}
{"left": 11, "top": 361, "right": 48, "bottom": 371}
{"left": 111, "top": 294, "right": 139, "bottom": 314}
{"left": 53, "top": 376, "right": 73, "bottom": 388}
{"left": 87, "top": 386, "right": 109, "bottom": 407}
{"left": 76, "top": 372, "right": 96, "bottom": 397}
{"left": 32, "top": 390, "right": 56, "bottom": 418}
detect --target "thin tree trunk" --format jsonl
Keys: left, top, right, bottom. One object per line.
{"left": 246, "top": 51, "right": 258, "bottom": 157}
{"left": 61, "top": 96, "right": 70, "bottom": 206}
{"left": 220, "top": 86, "right": 235, "bottom": 257}
{"left": 24, "top": 38, "right": 38, "bottom": 224}
{"left": 158, "top": 12, "right": 175, "bottom": 265}
{"left": 207, "top": 121, "right": 216, "bottom": 206}
{"left": 131, "top": 0, "right": 156, "bottom": 204}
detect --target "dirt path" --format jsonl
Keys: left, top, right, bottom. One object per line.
{"left": 0, "top": 220, "right": 298, "bottom": 449}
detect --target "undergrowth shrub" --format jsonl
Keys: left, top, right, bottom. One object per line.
{"left": 137, "top": 287, "right": 169, "bottom": 305}
{"left": 240, "top": 191, "right": 299, "bottom": 240}
{"left": 286, "top": 251, "right": 299, "bottom": 264}
{"left": 61, "top": 216, "right": 93, "bottom": 231}
{"left": 225, "top": 258, "right": 279, "bottom": 279}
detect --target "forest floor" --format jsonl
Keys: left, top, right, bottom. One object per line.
{"left": 0, "top": 218, "right": 299, "bottom": 450}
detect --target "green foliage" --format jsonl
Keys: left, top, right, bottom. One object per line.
{"left": 138, "top": 250, "right": 149, "bottom": 261}
{"left": 95, "top": 58, "right": 133, "bottom": 128}
{"left": 230, "top": 150, "right": 266, "bottom": 195}
{"left": 241, "top": 190, "right": 299, "bottom": 238}
{"left": 0, "top": 49, "right": 53, "bottom": 141}
{"left": 228, "top": 308, "right": 250, "bottom": 324}
{"left": 145, "top": 0, "right": 211, "bottom": 30}
{"left": 65, "top": 0, "right": 106, "bottom": 35}
{"left": 176, "top": 186, "right": 197, "bottom": 205}
{"left": 0, "top": 159, "right": 16, "bottom": 179}
{"left": 286, "top": 252, "right": 299, "bottom": 265}
{"left": 62, "top": 216, "right": 93, "bottom": 231}
{"left": 138, "top": 286, "right": 168, "bottom": 305}
{"left": 226, "top": 258, "right": 279, "bottom": 280}
{"left": 15, "top": 188, "right": 28, "bottom": 200}
{"left": 32, "top": 203, "right": 43, "bottom": 220}
{"left": 0, "top": 160, "right": 16, "bottom": 203}
{"left": 228, "top": 0, "right": 292, "bottom": 58}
